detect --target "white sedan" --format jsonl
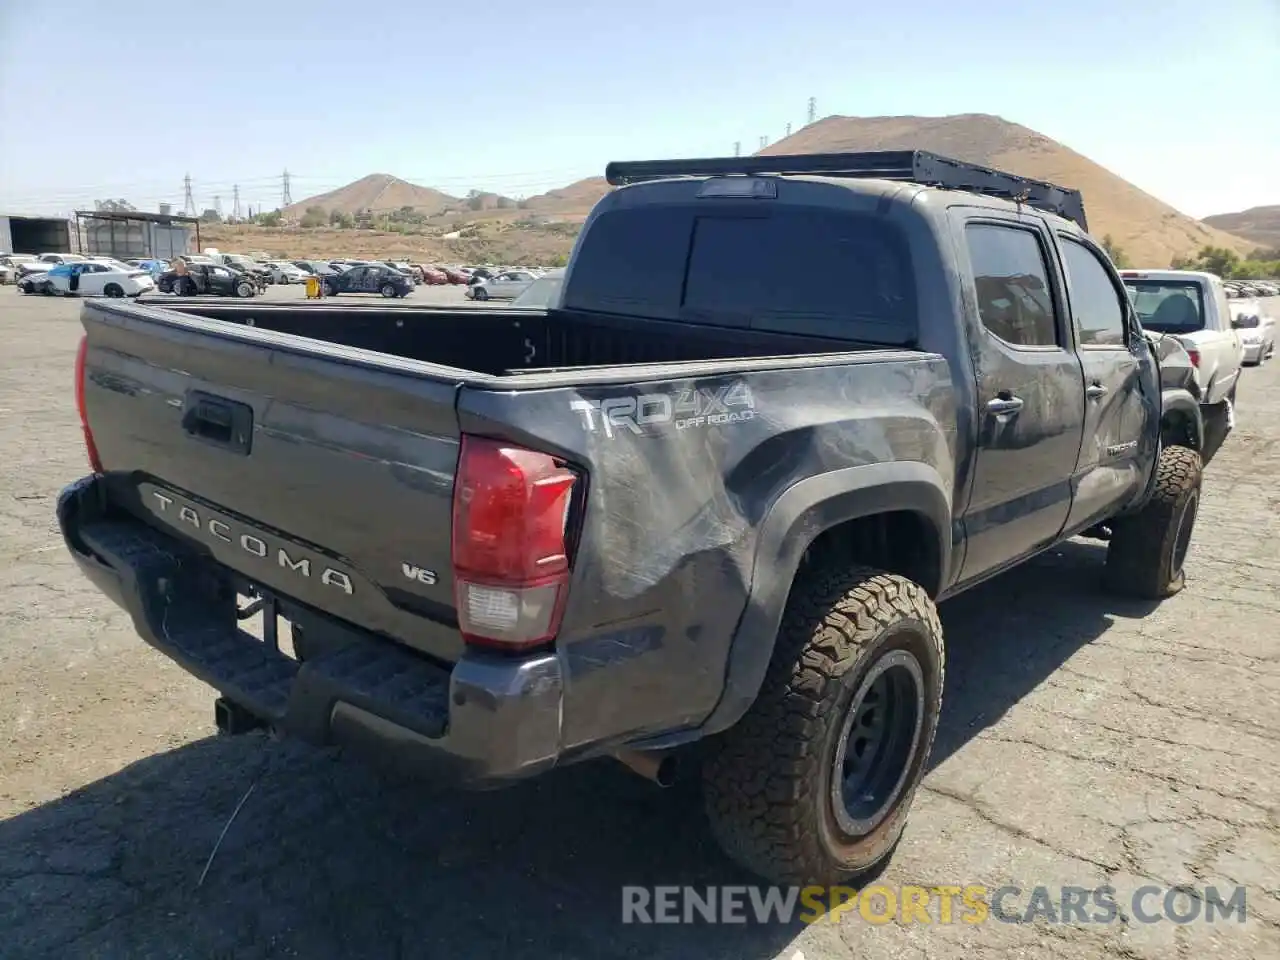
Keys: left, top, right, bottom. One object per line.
{"left": 48, "top": 259, "right": 155, "bottom": 297}
{"left": 264, "top": 260, "right": 309, "bottom": 284}
{"left": 465, "top": 270, "right": 538, "bottom": 301}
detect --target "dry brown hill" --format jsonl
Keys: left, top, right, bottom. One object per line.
{"left": 757, "top": 114, "right": 1251, "bottom": 267}
{"left": 1202, "top": 206, "right": 1280, "bottom": 251}
{"left": 524, "top": 177, "right": 611, "bottom": 219}
{"left": 283, "top": 174, "right": 459, "bottom": 217}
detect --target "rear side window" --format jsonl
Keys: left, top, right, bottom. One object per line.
{"left": 1060, "top": 237, "right": 1127, "bottom": 346}
{"left": 563, "top": 204, "right": 915, "bottom": 338}
{"left": 965, "top": 224, "right": 1059, "bottom": 347}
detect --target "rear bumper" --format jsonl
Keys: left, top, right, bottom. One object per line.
{"left": 56, "top": 475, "right": 564, "bottom": 787}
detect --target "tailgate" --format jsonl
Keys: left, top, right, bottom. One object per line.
{"left": 80, "top": 302, "right": 466, "bottom": 663}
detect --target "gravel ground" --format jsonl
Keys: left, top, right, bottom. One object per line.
{"left": 1, "top": 286, "right": 1277, "bottom": 960}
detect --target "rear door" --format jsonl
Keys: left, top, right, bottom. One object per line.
{"left": 1056, "top": 234, "right": 1150, "bottom": 530}
{"left": 80, "top": 264, "right": 110, "bottom": 296}
{"left": 82, "top": 307, "right": 467, "bottom": 661}
{"left": 955, "top": 214, "right": 1087, "bottom": 581}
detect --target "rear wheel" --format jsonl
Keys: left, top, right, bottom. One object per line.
{"left": 1104, "top": 445, "right": 1202, "bottom": 599}
{"left": 702, "top": 566, "right": 944, "bottom": 885}
{"left": 103, "top": 283, "right": 124, "bottom": 298}
{"left": 380, "top": 283, "right": 397, "bottom": 298}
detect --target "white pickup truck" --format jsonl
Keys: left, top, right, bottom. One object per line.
{"left": 1121, "top": 269, "right": 1242, "bottom": 459}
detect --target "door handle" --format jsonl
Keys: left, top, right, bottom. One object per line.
{"left": 1085, "top": 382, "right": 1109, "bottom": 399}
{"left": 181, "top": 391, "right": 254, "bottom": 455}
{"left": 985, "top": 393, "right": 1024, "bottom": 415}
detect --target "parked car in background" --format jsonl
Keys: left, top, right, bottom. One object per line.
{"left": 290, "top": 259, "right": 337, "bottom": 277}
{"left": 509, "top": 267, "right": 565, "bottom": 308}
{"left": 264, "top": 260, "right": 310, "bottom": 284}
{"left": 465, "top": 269, "right": 538, "bottom": 300}
{"left": 17, "top": 271, "right": 54, "bottom": 295}
{"left": 37, "top": 252, "right": 85, "bottom": 265}
{"left": 1121, "top": 269, "right": 1242, "bottom": 460}
{"left": 46, "top": 259, "right": 155, "bottom": 297}
{"left": 1, "top": 254, "right": 45, "bottom": 282}
{"left": 130, "top": 259, "right": 171, "bottom": 279}
{"left": 290, "top": 260, "right": 334, "bottom": 277}
{"left": 440, "top": 266, "right": 469, "bottom": 284}
{"left": 1229, "top": 299, "right": 1276, "bottom": 365}
{"left": 0, "top": 254, "right": 40, "bottom": 284}
{"left": 157, "top": 263, "right": 258, "bottom": 298}
{"left": 320, "top": 262, "right": 413, "bottom": 297}
{"left": 382, "top": 261, "right": 421, "bottom": 283}
{"left": 213, "top": 254, "right": 273, "bottom": 286}
{"left": 419, "top": 266, "right": 449, "bottom": 285}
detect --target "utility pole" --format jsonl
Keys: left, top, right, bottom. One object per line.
{"left": 182, "top": 174, "right": 195, "bottom": 217}
{"left": 733, "top": 141, "right": 741, "bottom": 157}
{"left": 807, "top": 97, "right": 817, "bottom": 124}
{"left": 281, "top": 169, "right": 293, "bottom": 208}
{"left": 786, "top": 122, "right": 792, "bottom": 137}
{"left": 759, "top": 135, "right": 768, "bottom": 151}
{"left": 232, "top": 185, "right": 242, "bottom": 221}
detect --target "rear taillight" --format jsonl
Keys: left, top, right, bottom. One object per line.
{"left": 74, "top": 335, "right": 104, "bottom": 473}
{"left": 451, "top": 435, "right": 579, "bottom": 652}
{"left": 1185, "top": 348, "right": 1200, "bottom": 368}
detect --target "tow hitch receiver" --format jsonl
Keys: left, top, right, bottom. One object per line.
{"left": 214, "top": 696, "right": 268, "bottom": 736}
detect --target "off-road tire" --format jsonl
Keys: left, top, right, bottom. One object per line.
{"left": 702, "top": 566, "right": 944, "bottom": 885}
{"left": 1105, "top": 445, "right": 1202, "bottom": 599}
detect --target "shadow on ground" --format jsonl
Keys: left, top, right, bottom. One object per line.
{"left": 0, "top": 539, "right": 1157, "bottom": 960}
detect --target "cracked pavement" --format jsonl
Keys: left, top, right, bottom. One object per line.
{"left": 1, "top": 287, "right": 1277, "bottom": 959}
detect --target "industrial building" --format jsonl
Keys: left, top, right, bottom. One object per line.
{"left": 0, "top": 214, "right": 74, "bottom": 255}
{"left": 75, "top": 209, "right": 201, "bottom": 260}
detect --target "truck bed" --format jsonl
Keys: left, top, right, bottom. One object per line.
{"left": 141, "top": 299, "right": 902, "bottom": 376}
{"left": 78, "top": 296, "right": 939, "bottom": 680}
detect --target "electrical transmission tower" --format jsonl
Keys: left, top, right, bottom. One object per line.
{"left": 807, "top": 97, "right": 817, "bottom": 124}
{"left": 733, "top": 141, "right": 741, "bottom": 157}
{"left": 281, "top": 169, "right": 293, "bottom": 208}
{"left": 182, "top": 174, "right": 195, "bottom": 216}
{"left": 232, "top": 185, "right": 242, "bottom": 221}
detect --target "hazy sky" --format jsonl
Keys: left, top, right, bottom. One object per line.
{"left": 2, "top": 0, "right": 1276, "bottom": 219}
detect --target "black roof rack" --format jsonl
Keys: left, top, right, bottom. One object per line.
{"left": 604, "top": 149, "right": 1088, "bottom": 231}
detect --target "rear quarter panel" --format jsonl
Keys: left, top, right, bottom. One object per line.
{"left": 459, "top": 352, "right": 957, "bottom": 754}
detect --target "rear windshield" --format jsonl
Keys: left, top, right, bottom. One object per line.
{"left": 563, "top": 205, "right": 915, "bottom": 342}
{"left": 1123, "top": 279, "right": 1205, "bottom": 334}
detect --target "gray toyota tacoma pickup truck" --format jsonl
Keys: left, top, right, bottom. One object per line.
{"left": 58, "top": 150, "right": 1206, "bottom": 885}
